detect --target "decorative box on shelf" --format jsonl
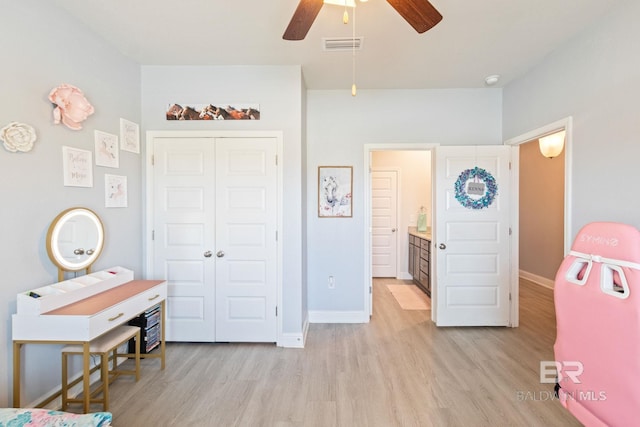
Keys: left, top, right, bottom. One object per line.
{"left": 16, "top": 266, "right": 134, "bottom": 315}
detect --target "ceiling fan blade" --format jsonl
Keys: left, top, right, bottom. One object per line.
{"left": 386, "top": 0, "right": 442, "bottom": 34}
{"left": 283, "top": 0, "right": 324, "bottom": 41}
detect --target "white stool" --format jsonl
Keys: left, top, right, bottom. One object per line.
{"left": 61, "top": 325, "right": 141, "bottom": 411}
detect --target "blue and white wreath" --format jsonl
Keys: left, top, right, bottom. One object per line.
{"left": 454, "top": 167, "right": 498, "bottom": 210}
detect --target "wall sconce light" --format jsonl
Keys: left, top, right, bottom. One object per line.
{"left": 539, "top": 130, "right": 565, "bottom": 158}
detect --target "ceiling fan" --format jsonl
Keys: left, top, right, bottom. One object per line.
{"left": 283, "top": 0, "right": 442, "bottom": 41}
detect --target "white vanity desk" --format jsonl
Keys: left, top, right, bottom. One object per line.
{"left": 12, "top": 267, "right": 167, "bottom": 413}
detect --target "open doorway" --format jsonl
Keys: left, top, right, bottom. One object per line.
{"left": 505, "top": 117, "right": 572, "bottom": 326}
{"left": 519, "top": 139, "right": 565, "bottom": 288}
{"left": 364, "top": 144, "right": 436, "bottom": 318}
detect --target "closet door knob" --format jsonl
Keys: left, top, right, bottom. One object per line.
{"left": 216, "top": 251, "right": 225, "bottom": 258}
{"left": 391, "top": 228, "right": 396, "bottom": 232}
{"left": 204, "top": 251, "right": 212, "bottom": 258}
{"left": 439, "top": 243, "right": 446, "bottom": 250}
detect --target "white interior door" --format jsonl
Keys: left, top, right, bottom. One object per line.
{"left": 371, "top": 170, "right": 398, "bottom": 277}
{"left": 215, "top": 137, "right": 278, "bottom": 342}
{"left": 434, "top": 145, "right": 511, "bottom": 326}
{"left": 153, "top": 137, "right": 216, "bottom": 341}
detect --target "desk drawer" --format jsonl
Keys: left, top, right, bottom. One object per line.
{"left": 89, "top": 284, "right": 166, "bottom": 338}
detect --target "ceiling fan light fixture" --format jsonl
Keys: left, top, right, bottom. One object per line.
{"left": 324, "top": 0, "right": 356, "bottom": 7}
{"left": 284, "top": 0, "right": 442, "bottom": 41}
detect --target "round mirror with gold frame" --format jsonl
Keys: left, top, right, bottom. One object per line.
{"left": 46, "top": 207, "right": 105, "bottom": 281}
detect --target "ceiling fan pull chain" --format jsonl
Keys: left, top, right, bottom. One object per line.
{"left": 351, "top": 2, "right": 357, "bottom": 96}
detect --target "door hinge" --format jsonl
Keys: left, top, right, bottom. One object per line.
{"left": 509, "top": 227, "right": 512, "bottom": 236}
{"left": 369, "top": 286, "right": 372, "bottom": 294}
{"left": 152, "top": 230, "right": 155, "bottom": 240}
{"left": 151, "top": 155, "right": 154, "bottom": 166}
{"left": 276, "top": 230, "right": 278, "bottom": 241}
{"left": 509, "top": 161, "right": 511, "bottom": 170}
{"left": 275, "top": 155, "right": 278, "bottom": 166}
{"left": 509, "top": 293, "right": 512, "bottom": 301}
{"left": 275, "top": 306, "right": 278, "bottom": 316}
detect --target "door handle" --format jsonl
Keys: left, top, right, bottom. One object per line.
{"left": 439, "top": 243, "right": 446, "bottom": 250}
{"left": 204, "top": 251, "right": 212, "bottom": 258}
{"left": 216, "top": 251, "right": 225, "bottom": 258}
{"left": 391, "top": 228, "right": 396, "bottom": 232}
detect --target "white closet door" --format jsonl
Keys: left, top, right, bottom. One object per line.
{"left": 153, "top": 137, "right": 216, "bottom": 341}
{"left": 371, "top": 170, "right": 398, "bottom": 278}
{"left": 214, "top": 137, "right": 278, "bottom": 342}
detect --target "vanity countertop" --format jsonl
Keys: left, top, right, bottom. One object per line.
{"left": 409, "top": 226, "right": 432, "bottom": 241}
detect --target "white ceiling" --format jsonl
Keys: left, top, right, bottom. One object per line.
{"left": 51, "top": 0, "right": 620, "bottom": 90}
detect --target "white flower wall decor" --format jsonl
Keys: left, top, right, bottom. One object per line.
{"left": 1, "top": 122, "right": 37, "bottom": 153}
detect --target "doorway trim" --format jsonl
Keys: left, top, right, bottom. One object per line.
{"left": 363, "top": 143, "right": 438, "bottom": 319}
{"left": 144, "top": 130, "right": 285, "bottom": 345}
{"left": 504, "top": 116, "right": 573, "bottom": 327}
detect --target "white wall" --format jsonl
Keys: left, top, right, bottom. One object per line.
{"left": 0, "top": 1, "right": 141, "bottom": 406}
{"left": 140, "top": 65, "right": 305, "bottom": 336}
{"left": 504, "top": 0, "right": 640, "bottom": 237}
{"left": 306, "top": 89, "right": 502, "bottom": 319}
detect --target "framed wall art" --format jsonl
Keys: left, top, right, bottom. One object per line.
{"left": 104, "top": 174, "right": 127, "bottom": 208}
{"left": 94, "top": 130, "right": 119, "bottom": 168}
{"left": 318, "top": 166, "right": 352, "bottom": 218}
{"left": 62, "top": 146, "right": 92, "bottom": 187}
{"left": 165, "top": 103, "right": 260, "bottom": 120}
{"left": 120, "top": 118, "right": 140, "bottom": 154}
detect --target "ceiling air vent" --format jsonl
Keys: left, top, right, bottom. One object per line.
{"left": 322, "top": 37, "right": 364, "bottom": 52}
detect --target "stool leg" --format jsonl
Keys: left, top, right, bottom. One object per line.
{"left": 135, "top": 330, "right": 141, "bottom": 381}
{"left": 61, "top": 353, "right": 68, "bottom": 411}
{"left": 101, "top": 352, "right": 109, "bottom": 411}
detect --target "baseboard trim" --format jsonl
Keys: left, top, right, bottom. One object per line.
{"left": 519, "top": 270, "right": 555, "bottom": 289}
{"left": 278, "top": 333, "right": 304, "bottom": 348}
{"left": 308, "top": 310, "right": 368, "bottom": 323}
{"left": 277, "top": 314, "right": 308, "bottom": 348}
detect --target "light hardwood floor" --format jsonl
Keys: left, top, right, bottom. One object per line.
{"left": 104, "top": 279, "right": 581, "bottom": 426}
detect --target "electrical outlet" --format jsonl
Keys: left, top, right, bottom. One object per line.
{"left": 328, "top": 276, "right": 335, "bottom": 289}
